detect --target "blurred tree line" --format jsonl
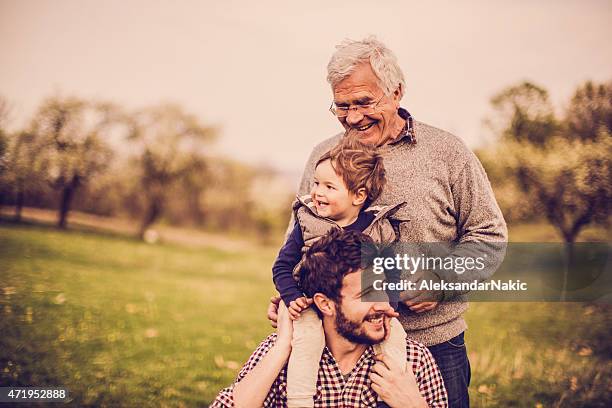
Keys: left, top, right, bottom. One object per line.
{"left": 0, "top": 80, "right": 609, "bottom": 245}
{"left": 478, "top": 80, "right": 611, "bottom": 245}
{"left": 0, "top": 96, "right": 293, "bottom": 241}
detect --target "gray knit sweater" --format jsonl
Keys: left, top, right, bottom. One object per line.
{"left": 293, "top": 115, "right": 508, "bottom": 346}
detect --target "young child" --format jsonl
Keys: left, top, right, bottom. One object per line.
{"left": 272, "top": 134, "right": 408, "bottom": 408}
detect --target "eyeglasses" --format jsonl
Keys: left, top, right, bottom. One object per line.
{"left": 329, "top": 95, "right": 385, "bottom": 118}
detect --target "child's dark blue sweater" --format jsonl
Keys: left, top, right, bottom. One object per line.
{"left": 272, "top": 210, "right": 375, "bottom": 306}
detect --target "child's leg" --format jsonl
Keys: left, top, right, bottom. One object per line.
{"left": 373, "top": 317, "right": 408, "bottom": 372}
{"left": 287, "top": 308, "right": 325, "bottom": 408}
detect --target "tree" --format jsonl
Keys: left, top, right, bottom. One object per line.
{"left": 0, "top": 131, "right": 8, "bottom": 208}
{"left": 0, "top": 97, "right": 10, "bottom": 178}
{"left": 0, "top": 98, "right": 44, "bottom": 219}
{"left": 565, "top": 81, "right": 612, "bottom": 142}
{"left": 504, "top": 133, "right": 611, "bottom": 244}
{"left": 483, "top": 80, "right": 611, "bottom": 236}
{"left": 0, "top": 132, "right": 7, "bottom": 181}
{"left": 0, "top": 133, "right": 6, "bottom": 174}
{"left": 486, "top": 81, "right": 559, "bottom": 146}
{"left": 502, "top": 133, "right": 611, "bottom": 299}
{"left": 481, "top": 82, "right": 560, "bottom": 222}
{"left": 484, "top": 80, "right": 611, "bottom": 298}
{"left": 30, "top": 96, "right": 114, "bottom": 228}
{"left": 2, "top": 131, "right": 45, "bottom": 221}
{"left": 127, "top": 104, "right": 216, "bottom": 239}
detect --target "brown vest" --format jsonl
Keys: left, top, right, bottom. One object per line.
{"left": 292, "top": 194, "right": 406, "bottom": 279}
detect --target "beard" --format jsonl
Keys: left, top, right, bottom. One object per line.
{"left": 335, "top": 306, "right": 386, "bottom": 345}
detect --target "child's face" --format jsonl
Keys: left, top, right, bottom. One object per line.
{"left": 311, "top": 159, "right": 360, "bottom": 224}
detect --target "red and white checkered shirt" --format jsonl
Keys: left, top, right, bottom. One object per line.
{"left": 210, "top": 333, "right": 447, "bottom": 407}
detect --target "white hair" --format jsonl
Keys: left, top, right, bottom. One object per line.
{"left": 326, "top": 36, "right": 405, "bottom": 97}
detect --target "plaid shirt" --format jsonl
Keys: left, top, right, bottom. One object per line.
{"left": 210, "top": 333, "right": 447, "bottom": 407}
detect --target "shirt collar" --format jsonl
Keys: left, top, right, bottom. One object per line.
{"left": 321, "top": 345, "right": 376, "bottom": 369}
{"left": 390, "top": 107, "right": 416, "bottom": 145}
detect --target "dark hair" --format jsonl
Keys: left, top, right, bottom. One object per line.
{"left": 299, "top": 229, "right": 376, "bottom": 312}
{"left": 315, "top": 133, "right": 386, "bottom": 207}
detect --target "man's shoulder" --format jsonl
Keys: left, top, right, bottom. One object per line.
{"left": 405, "top": 337, "right": 431, "bottom": 355}
{"left": 209, "top": 333, "right": 282, "bottom": 408}
{"left": 404, "top": 337, "right": 436, "bottom": 368}
{"left": 414, "top": 121, "right": 472, "bottom": 156}
{"left": 247, "top": 333, "right": 278, "bottom": 360}
{"left": 260, "top": 332, "right": 278, "bottom": 346}
{"left": 412, "top": 120, "right": 479, "bottom": 176}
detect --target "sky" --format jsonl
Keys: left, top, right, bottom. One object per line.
{"left": 1, "top": 0, "right": 611, "bottom": 175}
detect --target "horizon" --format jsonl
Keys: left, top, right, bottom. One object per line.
{"left": 1, "top": 0, "right": 611, "bottom": 175}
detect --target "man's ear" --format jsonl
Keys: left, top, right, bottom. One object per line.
{"left": 393, "top": 83, "right": 403, "bottom": 102}
{"left": 352, "top": 188, "right": 367, "bottom": 207}
{"left": 313, "top": 293, "right": 335, "bottom": 317}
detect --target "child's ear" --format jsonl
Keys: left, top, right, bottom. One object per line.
{"left": 352, "top": 188, "right": 367, "bottom": 206}
{"left": 313, "top": 293, "right": 335, "bottom": 317}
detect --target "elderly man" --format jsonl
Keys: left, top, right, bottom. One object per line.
{"left": 211, "top": 230, "right": 448, "bottom": 408}
{"left": 268, "top": 37, "right": 507, "bottom": 407}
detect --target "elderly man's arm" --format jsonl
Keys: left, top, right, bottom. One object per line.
{"left": 437, "top": 150, "right": 508, "bottom": 300}
{"left": 452, "top": 150, "right": 508, "bottom": 247}
{"left": 402, "top": 149, "right": 507, "bottom": 309}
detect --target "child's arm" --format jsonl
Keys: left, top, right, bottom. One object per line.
{"left": 272, "top": 223, "right": 308, "bottom": 311}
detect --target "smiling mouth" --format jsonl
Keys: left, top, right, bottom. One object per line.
{"left": 364, "top": 312, "right": 384, "bottom": 325}
{"left": 354, "top": 122, "right": 376, "bottom": 132}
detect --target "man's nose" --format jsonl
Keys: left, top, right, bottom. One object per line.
{"left": 372, "top": 301, "right": 392, "bottom": 311}
{"left": 345, "top": 108, "right": 365, "bottom": 126}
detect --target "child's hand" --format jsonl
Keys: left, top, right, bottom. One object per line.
{"left": 288, "top": 297, "right": 313, "bottom": 320}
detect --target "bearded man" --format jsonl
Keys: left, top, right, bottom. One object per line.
{"left": 211, "top": 229, "right": 447, "bottom": 407}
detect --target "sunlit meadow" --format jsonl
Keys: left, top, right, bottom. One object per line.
{"left": 0, "top": 222, "right": 610, "bottom": 407}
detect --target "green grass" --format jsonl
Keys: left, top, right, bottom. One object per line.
{"left": 0, "top": 223, "right": 275, "bottom": 406}
{"left": 1, "top": 222, "right": 610, "bottom": 407}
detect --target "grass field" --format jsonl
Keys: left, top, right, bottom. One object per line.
{"left": 1, "top": 222, "right": 610, "bottom": 407}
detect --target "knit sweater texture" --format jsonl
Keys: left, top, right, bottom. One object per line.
{"left": 293, "top": 114, "right": 508, "bottom": 346}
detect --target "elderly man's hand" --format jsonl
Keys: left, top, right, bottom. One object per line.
{"left": 404, "top": 301, "right": 439, "bottom": 313}
{"left": 267, "top": 295, "right": 281, "bottom": 328}
{"left": 370, "top": 353, "right": 428, "bottom": 408}
{"left": 400, "top": 269, "right": 442, "bottom": 313}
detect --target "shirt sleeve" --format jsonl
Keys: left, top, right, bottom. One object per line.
{"left": 209, "top": 334, "right": 281, "bottom": 407}
{"left": 272, "top": 223, "right": 306, "bottom": 306}
{"left": 414, "top": 344, "right": 448, "bottom": 407}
